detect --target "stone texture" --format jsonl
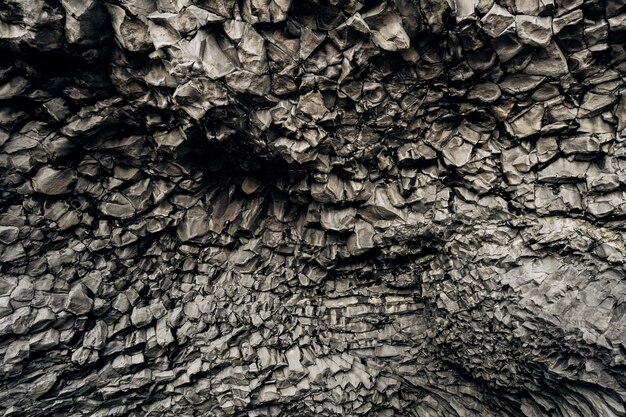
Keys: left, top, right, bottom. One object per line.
{"left": 1, "top": 1, "right": 626, "bottom": 416}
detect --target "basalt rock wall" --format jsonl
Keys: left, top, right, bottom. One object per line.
{"left": 1, "top": 0, "right": 626, "bottom": 416}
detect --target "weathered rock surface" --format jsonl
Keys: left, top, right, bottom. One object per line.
{"left": 1, "top": 0, "right": 626, "bottom": 416}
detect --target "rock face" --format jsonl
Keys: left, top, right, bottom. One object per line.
{"left": 1, "top": 0, "right": 626, "bottom": 416}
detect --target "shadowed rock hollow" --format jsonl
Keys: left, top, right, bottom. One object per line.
{"left": 1, "top": 0, "right": 626, "bottom": 416}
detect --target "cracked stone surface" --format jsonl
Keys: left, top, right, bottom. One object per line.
{"left": 1, "top": 0, "right": 626, "bottom": 416}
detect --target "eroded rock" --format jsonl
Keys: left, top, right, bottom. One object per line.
{"left": 0, "top": 1, "right": 625, "bottom": 416}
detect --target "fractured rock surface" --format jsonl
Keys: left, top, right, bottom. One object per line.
{"left": 1, "top": 0, "right": 626, "bottom": 416}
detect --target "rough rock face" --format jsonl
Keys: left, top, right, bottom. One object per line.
{"left": 1, "top": 0, "right": 626, "bottom": 416}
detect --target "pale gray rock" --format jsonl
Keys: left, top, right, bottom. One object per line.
{"left": 32, "top": 166, "right": 76, "bottom": 195}
{"left": 347, "top": 220, "right": 376, "bottom": 255}
{"left": 0, "top": 297, "right": 13, "bottom": 318}
{"left": 580, "top": 92, "right": 616, "bottom": 117}
{"left": 320, "top": 206, "right": 356, "bottom": 232}
{"left": 0, "top": 243, "right": 25, "bottom": 263}
{"left": 524, "top": 41, "right": 569, "bottom": 76}
{"left": 442, "top": 136, "right": 474, "bottom": 167}
{"left": 10, "top": 306, "right": 35, "bottom": 335}
{"left": 515, "top": 15, "right": 553, "bottom": 46}
{"left": 98, "top": 193, "right": 136, "bottom": 218}
{"left": 538, "top": 158, "right": 590, "bottom": 182}
{"left": 0, "top": 277, "right": 17, "bottom": 297}
{"left": 364, "top": 7, "right": 411, "bottom": 51}
{"left": 608, "top": 14, "right": 626, "bottom": 31}
{"left": 560, "top": 135, "right": 602, "bottom": 154}
{"left": 30, "top": 308, "right": 55, "bottom": 331}
{"left": 481, "top": 4, "right": 515, "bottom": 37}
{"left": 506, "top": 104, "right": 544, "bottom": 138}
{"left": 83, "top": 321, "right": 108, "bottom": 349}
{"left": 155, "top": 316, "right": 174, "bottom": 346}
{"left": 0, "top": 77, "right": 29, "bottom": 100}
{"left": 177, "top": 206, "right": 210, "bottom": 242}
{"left": 65, "top": 284, "right": 93, "bottom": 315}
{"left": 467, "top": 82, "right": 502, "bottom": 103}
{"left": 29, "top": 328, "right": 60, "bottom": 351}
{"left": 29, "top": 373, "right": 57, "bottom": 400}
{"left": 3, "top": 340, "right": 29, "bottom": 364}
{"left": 130, "top": 306, "right": 153, "bottom": 328}
{"left": 10, "top": 277, "right": 34, "bottom": 302}
{"left": 500, "top": 74, "right": 545, "bottom": 94}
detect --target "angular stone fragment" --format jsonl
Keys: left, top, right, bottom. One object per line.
{"left": 99, "top": 193, "right": 136, "bottom": 218}
{"left": 0, "top": 243, "right": 25, "bottom": 263}
{"left": 560, "top": 136, "right": 602, "bottom": 154}
{"left": 0, "top": 296, "right": 12, "bottom": 318}
{"left": 538, "top": 158, "right": 590, "bottom": 182}
{"left": 227, "top": 21, "right": 269, "bottom": 75}
{"left": 32, "top": 167, "right": 76, "bottom": 195}
{"left": 617, "top": 91, "right": 626, "bottom": 132}
{"left": 359, "top": 187, "right": 404, "bottom": 222}
{"left": 320, "top": 206, "right": 356, "bottom": 232}
{"left": 154, "top": 129, "right": 185, "bottom": 147}
{"left": 10, "top": 305, "right": 33, "bottom": 335}
{"left": 30, "top": 373, "right": 57, "bottom": 400}
{"left": 173, "top": 79, "right": 229, "bottom": 119}
{"left": 3, "top": 340, "right": 29, "bottom": 364}
{"left": 225, "top": 70, "right": 271, "bottom": 95}
{"left": 609, "top": 14, "right": 626, "bottom": 31}
{"left": 586, "top": 192, "right": 626, "bottom": 217}
{"left": 147, "top": 20, "right": 180, "bottom": 50}
{"left": 0, "top": 20, "right": 28, "bottom": 39}
{"left": 30, "top": 329, "right": 59, "bottom": 351}
{"left": 297, "top": 91, "right": 329, "bottom": 121}
{"left": 106, "top": 4, "right": 152, "bottom": 52}
{"left": 442, "top": 136, "right": 473, "bottom": 167}
{"left": 131, "top": 306, "right": 153, "bottom": 328}
{"left": 83, "top": 321, "right": 108, "bottom": 349}
{"left": 66, "top": 284, "right": 93, "bottom": 315}
{"left": 177, "top": 206, "right": 210, "bottom": 242}
{"left": 0, "top": 225, "right": 19, "bottom": 245}
{"left": 365, "top": 9, "right": 410, "bottom": 51}
{"left": 515, "top": 15, "right": 552, "bottom": 46}
{"left": 481, "top": 4, "right": 515, "bottom": 37}
{"left": 0, "top": 277, "right": 17, "bottom": 297}
{"left": 524, "top": 42, "right": 569, "bottom": 76}
{"left": 60, "top": 0, "right": 107, "bottom": 47}
{"left": 535, "top": 184, "right": 583, "bottom": 212}
{"left": 467, "top": 82, "right": 501, "bottom": 102}
{"left": 184, "top": 30, "right": 236, "bottom": 79}
{"left": 347, "top": 220, "right": 376, "bottom": 255}
{"left": 577, "top": 116, "right": 613, "bottom": 133}
{"left": 453, "top": 0, "right": 475, "bottom": 20}
{"left": 397, "top": 142, "right": 437, "bottom": 164}
{"left": 311, "top": 174, "right": 344, "bottom": 203}
{"left": 579, "top": 92, "right": 616, "bottom": 117}
{"left": 30, "top": 308, "right": 54, "bottom": 332}
{"left": 112, "top": 293, "right": 130, "bottom": 313}
{"left": 0, "top": 76, "right": 29, "bottom": 100}
{"left": 506, "top": 105, "right": 544, "bottom": 138}
{"left": 156, "top": 316, "right": 174, "bottom": 346}
{"left": 242, "top": 0, "right": 292, "bottom": 23}
{"left": 300, "top": 27, "right": 325, "bottom": 60}
{"left": 553, "top": 9, "right": 583, "bottom": 34}
{"left": 500, "top": 74, "right": 545, "bottom": 94}
{"left": 10, "top": 277, "right": 33, "bottom": 302}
